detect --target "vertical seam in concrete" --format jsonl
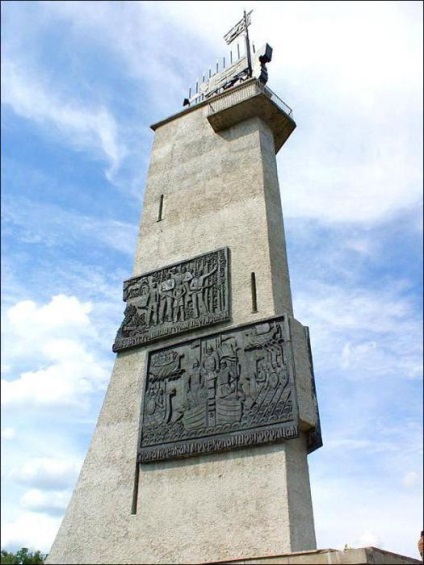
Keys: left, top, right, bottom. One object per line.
{"left": 131, "top": 462, "right": 140, "bottom": 514}
{"left": 251, "top": 271, "right": 258, "bottom": 312}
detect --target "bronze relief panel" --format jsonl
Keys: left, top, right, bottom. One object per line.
{"left": 113, "top": 248, "right": 230, "bottom": 352}
{"left": 139, "top": 315, "right": 299, "bottom": 463}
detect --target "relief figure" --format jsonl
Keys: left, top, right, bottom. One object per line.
{"left": 132, "top": 284, "right": 150, "bottom": 326}
{"left": 216, "top": 358, "right": 243, "bottom": 424}
{"left": 201, "top": 344, "right": 220, "bottom": 427}
{"left": 147, "top": 281, "right": 160, "bottom": 326}
{"left": 183, "top": 361, "right": 208, "bottom": 430}
{"left": 190, "top": 266, "right": 217, "bottom": 318}
{"left": 177, "top": 265, "right": 194, "bottom": 311}
{"left": 172, "top": 282, "right": 187, "bottom": 323}
{"left": 158, "top": 270, "right": 176, "bottom": 323}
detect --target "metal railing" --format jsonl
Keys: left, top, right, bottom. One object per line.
{"left": 205, "top": 78, "right": 294, "bottom": 119}
{"left": 257, "top": 82, "right": 293, "bottom": 117}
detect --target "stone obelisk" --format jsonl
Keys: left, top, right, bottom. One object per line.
{"left": 47, "top": 15, "right": 321, "bottom": 565}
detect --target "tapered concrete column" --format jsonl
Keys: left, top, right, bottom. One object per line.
{"left": 46, "top": 79, "right": 321, "bottom": 565}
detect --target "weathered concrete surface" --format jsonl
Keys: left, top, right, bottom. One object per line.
{"left": 210, "top": 547, "right": 422, "bottom": 564}
{"left": 134, "top": 107, "right": 294, "bottom": 322}
{"left": 46, "top": 80, "right": 319, "bottom": 564}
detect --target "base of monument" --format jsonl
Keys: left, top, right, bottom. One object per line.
{"left": 210, "top": 547, "right": 421, "bottom": 564}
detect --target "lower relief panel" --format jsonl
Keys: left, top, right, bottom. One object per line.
{"left": 139, "top": 315, "right": 300, "bottom": 463}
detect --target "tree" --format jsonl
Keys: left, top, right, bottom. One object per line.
{"left": 1, "top": 548, "right": 47, "bottom": 564}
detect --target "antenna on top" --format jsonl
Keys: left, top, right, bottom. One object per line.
{"left": 223, "top": 9, "right": 253, "bottom": 76}
{"left": 183, "top": 9, "right": 273, "bottom": 107}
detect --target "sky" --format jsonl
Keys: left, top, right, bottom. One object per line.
{"left": 1, "top": 0, "right": 423, "bottom": 560}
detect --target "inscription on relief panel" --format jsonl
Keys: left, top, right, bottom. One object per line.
{"left": 138, "top": 315, "right": 299, "bottom": 463}
{"left": 113, "top": 248, "right": 230, "bottom": 352}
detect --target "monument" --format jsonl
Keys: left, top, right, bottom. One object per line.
{"left": 46, "top": 11, "right": 323, "bottom": 564}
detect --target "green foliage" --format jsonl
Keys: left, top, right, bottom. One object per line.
{"left": 1, "top": 548, "right": 47, "bottom": 564}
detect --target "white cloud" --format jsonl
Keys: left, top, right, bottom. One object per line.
{"left": 341, "top": 341, "right": 377, "bottom": 370}
{"left": 20, "top": 489, "right": 71, "bottom": 515}
{"left": 3, "top": 1, "right": 422, "bottom": 223}
{"left": 280, "top": 142, "right": 423, "bottom": 225}
{"left": 355, "top": 530, "right": 381, "bottom": 549}
{"left": 2, "top": 194, "right": 138, "bottom": 256}
{"left": 311, "top": 474, "right": 422, "bottom": 557}
{"left": 1, "top": 295, "right": 110, "bottom": 409}
{"left": 1, "top": 428, "right": 17, "bottom": 440}
{"left": 2, "top": 354, "right": 106, "bottom": 408}
{"left": 38, "top": 1, "right": 198, "bottom": 96}
{"left": 1, "top": 61, "right": 126, "bottom": 181}
{"left": 2, "top": 511, "right": 62, "bottom": 553}
{"left": 402, "top": 471, "right": 419, "bottom": 489}
{"left": 3, "top": 295, "right": 93, "bottom": 363}
{"left": 7, "top": 295, "right": 92, "bottom": 333}
{"left": 296, "top": 282, "right": 422, "bottom": 352}
{"left": 10, "top": 457, "right": 81, "bottom": 491}
{"left": 324, "top": 438, "right": 396, "bottom": 454}
{"left": 159, "top": 1, "right": 421, "bottom": 226}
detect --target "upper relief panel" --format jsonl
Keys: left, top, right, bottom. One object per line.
{"left": 113, "top": 248, "right": 230, "bottom": 352}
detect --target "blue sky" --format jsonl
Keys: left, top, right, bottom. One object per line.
{"left": 1, "top": 0, "right": 423, "bottom": 559}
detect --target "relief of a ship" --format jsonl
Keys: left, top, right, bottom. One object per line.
{"left": 150, "top": 350, "right": 182, "bottom": 380}
{"left": 216, "top": 397, "right": 243, "bottom": 424}
{"left": 182, "top": 403, "right": 207, "bottom": 430}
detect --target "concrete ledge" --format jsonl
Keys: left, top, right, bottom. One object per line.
{"left": 209, "top": 547, "right": 422, "bottom": 564}
{"left": 206, "top": 80, "right": 296, "bottom": 154}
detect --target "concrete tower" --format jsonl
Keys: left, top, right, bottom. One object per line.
{"left": 47, "top": 15, "right": 322, "bottom": 565}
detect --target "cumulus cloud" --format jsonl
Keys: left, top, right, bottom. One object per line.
{"left": 1, "top": 295, "right": 110, "bottom": 409}
{"left": 11, "top": 457, "right": 80, "bottom": 490}
{"left": 2, "top": 512, "right": 62, "bottom": 553}
{"left": 3, "top": 294, "right": 93, "bottom": 362}
{"left": 7, "top": 295, "right": 92, "bottom": 333}
{"left": 2, "top": 355, "right": 106, "bottom": 409}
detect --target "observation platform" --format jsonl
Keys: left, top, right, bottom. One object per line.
{"left": 151, "top": 78, "right": 296, "bottom": 154}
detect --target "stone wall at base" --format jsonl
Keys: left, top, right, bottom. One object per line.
{"left": 211, "top": 546, "right": 422, "bottom": 565}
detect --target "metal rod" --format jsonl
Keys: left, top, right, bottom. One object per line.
{"left": 244, "top": 10, "right": 252, "bottom": 77}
